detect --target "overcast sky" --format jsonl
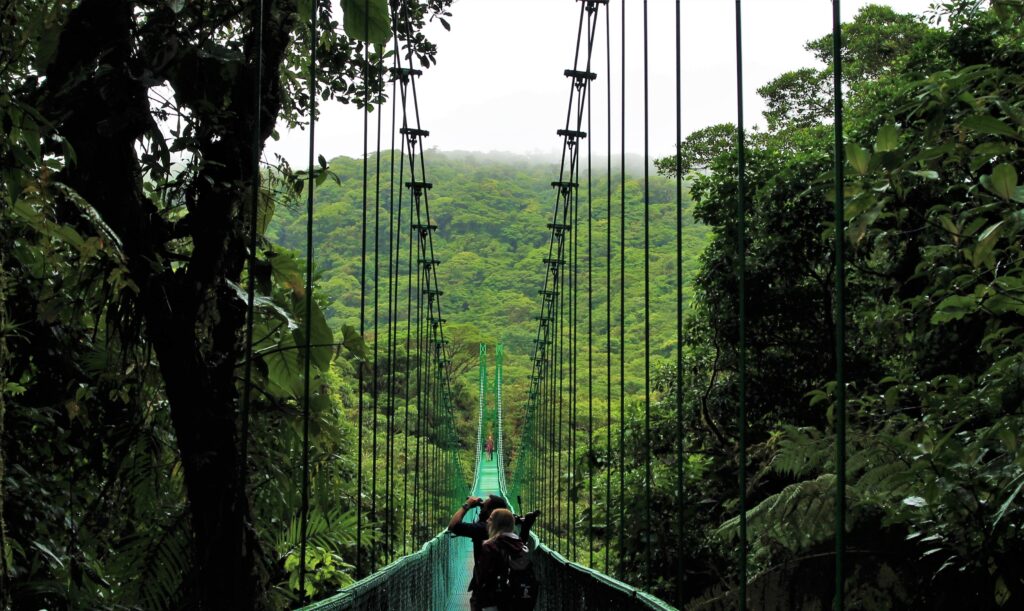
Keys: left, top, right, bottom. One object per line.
{"left": 268, "top": 0, "right": 938, "bottom": 166}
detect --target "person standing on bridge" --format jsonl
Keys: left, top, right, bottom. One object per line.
{"left": 473, "top": 508, "right": 537, "bottom": 611}
{"left": 485, "top": 433, "right": 495, "bottom": 461}
{"left": 448, "top": 495, "right": 540, "bottom": 610}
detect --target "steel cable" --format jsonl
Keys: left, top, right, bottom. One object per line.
{"left": 297, "top": 1, "right": 318, "bottom": 600}
{"left": 832, "top": 3, "right": 847, "bottom": 608}
{"left": 734, "top": 1, "right": 748, "bottom": 607}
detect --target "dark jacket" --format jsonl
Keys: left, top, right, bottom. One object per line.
{"left": 450, "top": 509, "right": 538, "bottom": 593}
{"left": 450, "top": 519, "right": 488, "bottom": 565}
{"left": 472, "top": 532, "right": 529, "bottom": 608}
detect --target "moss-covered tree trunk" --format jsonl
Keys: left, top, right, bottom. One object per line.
{"left": 1, "top": 253, "right": 11, "bottom": 610}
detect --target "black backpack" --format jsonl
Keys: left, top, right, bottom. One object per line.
{"left": 496, "top": 550, "right": 538, "bottom": 611}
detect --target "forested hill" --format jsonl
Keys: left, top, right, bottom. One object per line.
{"left": 268, "top": 151, "right": 710, "bottom": 399}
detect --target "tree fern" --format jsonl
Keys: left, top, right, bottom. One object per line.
{"left": 107, "top": 509, "right": 191, "bottom": 610}
{"left": 273, "top": 507, "right": 360, "bottom": 601}
{"left": 767, "top": 425, "right": 831, "bottom": 478}
{"left": 103, "top": 430, "right": 191, "bottom": 609}
{"left": 717, "top": 474, "right": 840, "bottom": 555}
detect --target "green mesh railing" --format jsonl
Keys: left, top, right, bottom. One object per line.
{"left": 524, "top": 538, "right": 677, "bottom": 611}
{"left": 301, "top": 532, "right": 460, "bottom": 611}
{"left": 494, "top": 344, "right": 508, "bottom": 491}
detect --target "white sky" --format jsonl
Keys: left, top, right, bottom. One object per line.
{"left": 268, "top": 0, "right": 938, "bottom": 165}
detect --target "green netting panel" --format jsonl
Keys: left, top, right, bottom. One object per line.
{"left": 525, "top": 536, "right": 676, "bottom": 611}
{"left": 299, "top": 530, "right": 469, "bottom": 611}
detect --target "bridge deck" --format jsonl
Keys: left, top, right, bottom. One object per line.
{"left": 445, "top": 449, "right": 501, "bottom": 610}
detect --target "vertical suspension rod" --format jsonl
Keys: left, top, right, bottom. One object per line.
{"left": 298, "top": 2, "right": 317, "bottom": 599}
{"left": 734, "top": 1, "right": 748, "bottom": 608}
{"left": 832, "top": 2, "right": 847, "bottom": 608}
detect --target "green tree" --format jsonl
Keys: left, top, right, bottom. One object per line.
{"left": 655, "top": 123, "right": 737, "bottom": 176}
{"left": 658, "top": 1, "right": 1024, "bottom": 607}
{"left": 2, "top": 0, "right": 451, "bottom": 608}
{"left": 754, "top": 4, "right": 941, "bottom": 132}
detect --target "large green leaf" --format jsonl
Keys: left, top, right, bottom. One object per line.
{"left": 341, "top": 0, "right": 392, "bottom": 45}
{"left": 265, "top": 346, "right": 304, "bottom": 399}
{"left": 849, "top": 205, "right": 882, "bottom": 246}
{"left": 845, "top": 143, "right": 872, "bottom": 175}
{"left": 875, "top": 124, "right": 900, "bottom": 152}
{"left": 340, "top": 324, "right": 367, "bottom": 360}
{"left": 297, "top": 0, "right": 313, "bottom": 23}
{"left": 980, "top": 163, "right": 1018, "bottom": 200}
{"left": 227, "top": 280, "right": 296, "bottom": 329}
{"left": 931, "top": 294, "right": 978, "bottom": 324}
{"left": 993, "top": 476, "right": 1024, "bottom": 526}
{"left": 267, "top": 250, "right": 305, "bottom": 296}
{"left": 937, "top": 215, "right": 960, "bottom": 244}
{"left": 971, "top": 220, "right": 1005, "bottom": 268}
{"left": 32, "top": 26, "right": 61, "bottom": 73}
{"left": 962, "top": 115, "right": 1021, "bottom": 141}
{"left": 293, "top": 296, "right": 334, "bottom": 371}
{"left": 972, "top": 141, "right": 1016, "bottom": 158}
{"left": 257, "top": 188, "right": 276, "bottom": 237}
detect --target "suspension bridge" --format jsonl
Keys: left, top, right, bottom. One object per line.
{"left": 6, "top": 0, "right": 1020, "bottom": 607}
{"left": 301, "top": 344, "right": 673, "bottom": 610}
{"left": 282, "top": 0, "right": 852, "bottom": 608}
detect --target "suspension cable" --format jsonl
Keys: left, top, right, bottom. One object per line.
{"left": 604, "top": 2, "right": 612, "bottom": 577}
{"left": 516, "top": 0, "right": 604, "bottom": 555}
{"left": 832, "top": 2, "right": 847, "bottom": 608}
{"left": 586, "top": 9, "right": 595, "bottom": 567}
{"left": 384, "top": 42, "right": 401, "bottom": 562}
{"left": 617, "top": 0, "right": 626, "bottom": 582}
{"left": 642, "top": 0, "right": 652, "bottom": 586}
{"left": 394, "top": 0, "right": 463, "bottom": 532}
{"left": 412, "top": 240, "right": 423, "bottom": 539}
{"left": 675, "top": 0, "right": 685, "bottom": 605}
{"left": 400, "top": 118, "right": 413, "bottom": 555}
{"left": 297, "top": 1, "right": 318, "bottom": 599}
{"left": 370, "top": 60, "right": 383, "bottom": 574}
{"left": 734, "top": 1, "right": 748, "bottom": 607}
{"left": 355, "top": 0, "right": 371, "bottom": 575}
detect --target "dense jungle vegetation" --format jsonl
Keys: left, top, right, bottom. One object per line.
{"left": 268, "top": 2, "right": 1024, "bottom": 607}
{"left": 1, "top": 0, "right": 460, "bottom": 608}
{"left": 2, "top": 0, "right": 1023, "bottom": 610}
{"left": 613, "top": 2, "right": 1022, "bottom": 608}
{"left": 267, "top": 151, "right": 710, "bottom": 446}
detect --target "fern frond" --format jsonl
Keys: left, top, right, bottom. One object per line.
{"left": 112, "top": 509, "right": 191, "bottom": 611}
{"left": 718, "top": 474, "right": 840, "bottom": 554}
{"left": 275, "top": 508, "right": 361, "bottom": 558}
{"left": 767, "top": 425, "right": 830, "bottom": 478}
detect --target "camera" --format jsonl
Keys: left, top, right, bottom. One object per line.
{"left": 515, "top": 509, "right": 541, "bottom": 524}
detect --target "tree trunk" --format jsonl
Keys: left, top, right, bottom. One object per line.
{"left": 1, "top": 253, "right": 11, "bottom": 610}
{"left": 144, "top": 294, "right": 258, "bottom": 608}
{"left": 36, "top": 0, "right": 295, "bottom": 607}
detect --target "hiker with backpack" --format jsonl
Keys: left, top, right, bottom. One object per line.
{"left": 472, "top": 508, "right": 538, "bottom": 611}
{"left": 448, "top": 496, "right": 541, "bottom": 610}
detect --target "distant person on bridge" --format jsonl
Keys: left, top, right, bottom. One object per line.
{"left": 448, "top": 495, "right": 540, "bottom": 610}
{"left": 485, "top": 433, "right": 495, "bottom": 461}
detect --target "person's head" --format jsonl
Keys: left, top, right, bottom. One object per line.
{"left": 479, "top": 494, "right": 508, "bottom": 521}
{"left": 487, "top": 508, "right": 515, "bottom": 540}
